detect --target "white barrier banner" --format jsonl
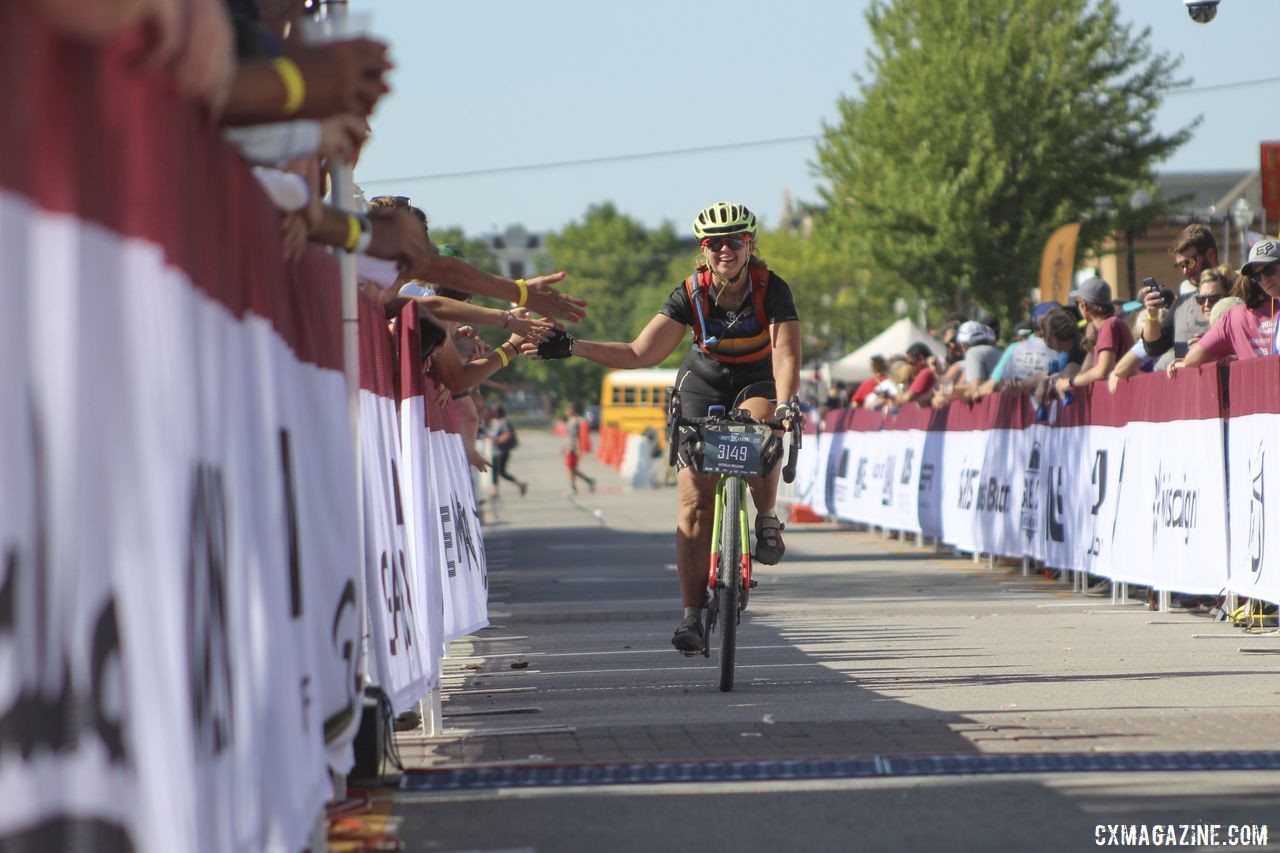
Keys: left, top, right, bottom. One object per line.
{"left": 397, "top": 383, "right": 446, "bottom": 696}
{"left": 425, "top": 395, "right": 489, "bottom": 642}
{"left": 0, "top": 198, "right": 356, "bottom": 852}
{"left": 1111, "top": 419, "right": 1228, "bottom": 594}
{"left": 1227, "top": 413, "right": 1280, "bottom": 603}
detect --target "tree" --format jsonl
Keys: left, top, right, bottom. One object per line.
{"left": 427, "top": 226, "right": 500, "bottom": 273}
{"left": 508, "top": 203, "right": 686, "bottom": 407}
{"left": 814, "top": 0, "right": 1192, "bottom": 321}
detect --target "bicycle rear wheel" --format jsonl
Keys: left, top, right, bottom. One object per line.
{"left": 718, "top": 479, "right": 741, "bottom": 692}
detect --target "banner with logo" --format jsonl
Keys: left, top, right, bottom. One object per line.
{"left": 359, "top": 299, "right": 435, "bottom": 713}
{"left": 1225, "top": 358, "right": 1280, "bottom": 604}
{"left": 1109, "top": 370, "right": 1229, "bottom": 594}
{"left": 789, "top": 362, "right": 1249, "bottom": 600}
{"left": 396, "top": 309, "right": 447, "bottom": 699}
{"left": 423, "top": 388, "right": 489, "bottom": 641}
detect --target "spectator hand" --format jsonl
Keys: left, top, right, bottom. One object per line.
{"left": 523, "top": 272, "right": 587, "bottom": 324}
{"left": 1107, "top": 372, "right": 1122, "bottom": 395}
{"left": 1166, "top": 357, "right": 1185, "bottom": 378}
{"left": 318, "top": 114, "right": 369, "bottom": 164}
{"left": 367, "top": 207, "right": 429, "bottom": 276}
{"left": 288, "top": 39, "right": 392, "bottom": 118}
{"left": 506, "top": 309, "right": 554, "bottom": 344}
{"left": 1140, "top": 286, "right": 1164, "bottom": 318}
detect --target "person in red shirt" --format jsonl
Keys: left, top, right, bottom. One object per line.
{"left": 899, "top": 343, "right": 938, "bottom": 405}
{"left": 1055, "top": 276, "right": 1133, "bottom": 395}
{"left": 850, "top": 355, "right": 889, "bottom": 406}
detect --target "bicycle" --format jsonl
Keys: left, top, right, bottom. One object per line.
{"left": 666, "top": 390, "right": 803, "bottom": 691}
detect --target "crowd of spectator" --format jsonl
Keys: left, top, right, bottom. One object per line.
{"left": 822, "top": 222, "right": 1278, "bottom": 419}
{"left": 33, "top": 0, "right": 592, "bottom": 482}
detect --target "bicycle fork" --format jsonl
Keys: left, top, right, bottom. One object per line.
{"left": 705, "top": 476, "right": 753, "bottom": 606}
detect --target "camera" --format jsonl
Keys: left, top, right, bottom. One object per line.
{"left": 1141, "top": 276, "right": 1176, "bottom": 309}
{"left": 1184, "top": 0, "right": 1219, "bottom": 24}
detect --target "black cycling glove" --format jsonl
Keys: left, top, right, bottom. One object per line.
{"left": 537, "top": 329, "right": 575, "bottom": 360}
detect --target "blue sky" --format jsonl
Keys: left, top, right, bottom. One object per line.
{"left": 355, "top": 0, "right": 1280, "bottom": 237}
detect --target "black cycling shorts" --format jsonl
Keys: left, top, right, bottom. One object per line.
{"left": 672, "top": 352, "right": 776, "bottom": 470}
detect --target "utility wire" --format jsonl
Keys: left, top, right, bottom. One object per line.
{"left": 359, "top": 76, "right": 1280, "bottom": 186}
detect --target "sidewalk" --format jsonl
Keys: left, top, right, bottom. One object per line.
{"left": 397, "top": 428, "right": 1280, "bottom": 770}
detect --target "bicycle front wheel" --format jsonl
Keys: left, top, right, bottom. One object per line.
{"left": 718, "top": 478, "right": 742, "bottom": 692}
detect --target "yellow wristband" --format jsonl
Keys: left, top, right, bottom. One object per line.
{"left": 272, "top": 57, "right": 306, "bottom": 116}
{"left": 343, "top": 213, "right": 361, "bottom": 252}
{"left": 514, "top": 278, "right": 528, "bottom": 308}
{"left": 494, "top": 345, "right": 510, "bottom": 368}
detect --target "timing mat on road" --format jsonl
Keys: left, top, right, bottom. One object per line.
{"left": 400, "top": 751, "right": 1280, "bottom": 792}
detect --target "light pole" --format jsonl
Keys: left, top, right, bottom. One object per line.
{"left": 1126, "top": 189, "right": 1151, "bottom": 299}
{"left": 1231, "top": 197, "right": 1254, "bottom": 269}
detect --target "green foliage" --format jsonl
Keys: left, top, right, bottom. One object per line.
{"left": 427, "top": 226, "right": 501, "bottom": 273}
{"left": 507, "top": 203, "right": 687, "bottom": 406}
{"left": 815, "top": 0, "right": 1193, "bottom": 320}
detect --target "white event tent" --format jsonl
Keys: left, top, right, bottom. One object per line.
{"left": 828, "top": 318, "right": 947, "bottom": 383}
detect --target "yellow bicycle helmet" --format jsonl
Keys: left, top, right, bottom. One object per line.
{"left": 692, "top": 201, "right": 758, "bottom": 240}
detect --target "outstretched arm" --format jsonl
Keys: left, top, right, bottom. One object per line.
{"left": 569, "top": 314, "right": 688, "bottom": 369}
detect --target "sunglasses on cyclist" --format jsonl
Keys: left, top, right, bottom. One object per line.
{"left": 701, "top": 236, "right": 750, "bottom": 252}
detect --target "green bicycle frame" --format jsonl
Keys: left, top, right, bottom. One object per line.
{"left": 707, "top": 474, "right": 752, "bottom": 594}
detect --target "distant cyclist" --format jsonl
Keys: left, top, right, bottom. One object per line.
{"left": 529, "top": 202, "right": 801, "bottom": 653}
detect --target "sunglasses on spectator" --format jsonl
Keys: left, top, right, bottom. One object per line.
{"left": 1256, "top": 265, "right": 1280, "bottom": 279}
{"left": 1174, "top": 255, "right": 1199, "bottom": 270}
{"left": 1194, "top": 294, "right": 1223, "bottom": 306}
{"left": 701, "top": 236, "right": 750, "bottom": 252}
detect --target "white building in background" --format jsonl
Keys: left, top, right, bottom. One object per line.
{"left": 483, "top": 223, "right": 542, "bottom": 279}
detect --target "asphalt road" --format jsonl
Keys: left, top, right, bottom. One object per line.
{"left": 375, "top": 429, "right": 1280, "bottom": 853}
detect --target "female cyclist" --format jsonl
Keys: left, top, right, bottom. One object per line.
{"left": 529, "top": 202, "right": 801, "bottom": 653}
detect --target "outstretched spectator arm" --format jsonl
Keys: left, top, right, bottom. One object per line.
{"left": 310, "top": 206, "right": 429, "bottom": 275}
{"left": 407, "top": 297, "right": 553, "bottom": 344}
{"left": 429, "top": 335, "right": 527, "bottom": 394}
{"left": 221, "top": 39, "right": 391, "bottom": 125}
{"left": 413, "top": 257, "right": 587, "bottom": 324}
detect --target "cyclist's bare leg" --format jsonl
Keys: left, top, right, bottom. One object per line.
{"left": 737, "top": 395, "right": 781, "bottom": 512}
{"left": 675, "top": 465, "right": 718, "bottom": 608}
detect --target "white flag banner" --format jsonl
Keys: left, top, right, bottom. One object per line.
{"left": 423, "top": 387, "right": 489, "bottom": 642}
{"left": 359, "top": 300, "right": 434, "bottom": 714}
{"left": 1224, "top": 359, "right": 1280, "bottom": 604}
{"left": 1110, "top": 371, "right": 1229, "bottom": 595}
{"left": 396, "top": 309, "right": 446, "bottom": 694}
{"left": 0, "top": 13, "right": 362, "bottom": 846}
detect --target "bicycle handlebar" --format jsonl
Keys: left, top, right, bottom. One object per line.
{"left": 665, "top": 390, "right": 804, "bottom": 483}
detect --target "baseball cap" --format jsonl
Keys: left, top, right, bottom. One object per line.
{"left": 1031, "top": 301, "right": 1061, "bottom": 321}
{"left": 1240, "top": 239, "right": 1280, "bottom": 277}
{"left": 1068, "top": 276, "right": 1112, "bottom": 307}
{"left": 956, "top": 321, "right": 996, "bottom": 347}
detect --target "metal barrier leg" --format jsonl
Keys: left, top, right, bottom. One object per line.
{"left": 1021, "top": 555, "right": 1029, "bottom": 577}
{"left": 988, "top": 553, "right": 995, "bottom": 570}
{"left": 1158, "top": 590, "right": 1171, "bottom": 612}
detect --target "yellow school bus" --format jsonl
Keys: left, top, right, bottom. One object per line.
{"left": 599, "top": 368, "right": 678, "bottom": 444}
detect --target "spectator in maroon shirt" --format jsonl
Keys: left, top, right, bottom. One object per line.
{"left": 1055, "top": 276, "right": 1133, "bottom": 395}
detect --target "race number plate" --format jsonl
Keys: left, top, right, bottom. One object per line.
{"left": 701, "top": 424, "right": 770, "bottom": 477}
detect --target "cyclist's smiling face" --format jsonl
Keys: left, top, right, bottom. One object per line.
{"left": 703, "top": 237, "right": 750, "bottom": 280}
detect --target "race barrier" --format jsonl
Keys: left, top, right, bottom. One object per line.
{"left": 787, "top": 362, "right": 1279, "bottom": 606}
{"left": 1, "top": 11, "right": 486, "bottom": 852}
